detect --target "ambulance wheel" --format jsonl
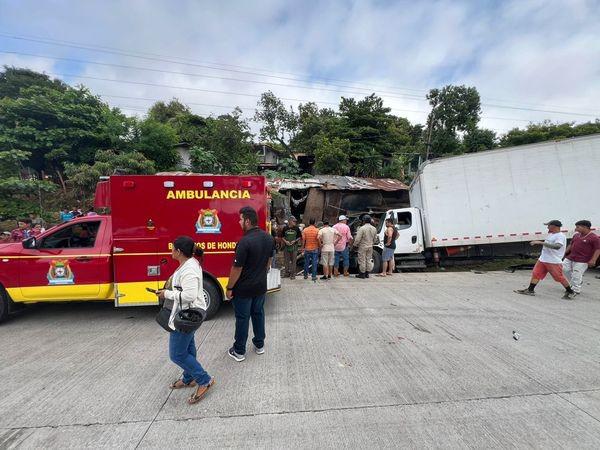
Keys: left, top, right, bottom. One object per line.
{"left": 203, "top": 278, "right": 221, "bottom": 320}
{"left": 0, "top": 286, "right": 11, "bottom": 324}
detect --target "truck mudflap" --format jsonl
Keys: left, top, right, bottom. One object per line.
{"left": 267, "top": 268, "right": 281, "bottom": 293}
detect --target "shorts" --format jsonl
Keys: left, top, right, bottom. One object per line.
{"left": 382, "top": 247, "right": 395, "bottom": 262}
{"left": 532, "top": 261, "right": 567, "bottom": 283}
{"left": 320, "top": 251, "right": 334, "bottom": 266}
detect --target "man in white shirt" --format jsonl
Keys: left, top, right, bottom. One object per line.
{"left": 515, "top": 220, "right": 576, "bottom": 300}
{"left": 317, "top": 220, "right": 340, "bottom": 280}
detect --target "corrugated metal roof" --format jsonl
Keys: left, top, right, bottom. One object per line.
{"left": 268, "top": 175, "right": 408, "bottom": 191}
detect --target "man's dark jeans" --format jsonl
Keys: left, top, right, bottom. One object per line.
{"left": 303, "top": 250, "right": 319, "bottom": 280}
{"left": 232, "top": 294, "right": 266, "bottom": 355}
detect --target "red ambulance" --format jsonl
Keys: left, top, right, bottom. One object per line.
{"left": 0, "top": 174, "right": 281, "bottom": 323}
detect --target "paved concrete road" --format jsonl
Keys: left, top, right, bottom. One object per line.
{"left": 1, "top": 270, "right": 600, "bottom": 449}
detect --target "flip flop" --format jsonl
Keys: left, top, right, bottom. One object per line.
{"left": 188, "top": 378, "right": 215, "bottom": 404}
{"left": 170, "top": 379, "right": 197, "bottom": 389}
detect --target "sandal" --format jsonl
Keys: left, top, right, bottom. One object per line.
{"left": 376, "top": 274, "right": 386, "bottom": 277}
{"left": 170, "top": 379, "right": 197, "bottom": 389}
{"left": 188, "top": 377, "right": 215, "bottom": 405}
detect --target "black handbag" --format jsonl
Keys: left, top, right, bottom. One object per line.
{"left": 155, "top": 276, "right": 174, "bottom": 332}
{"left": 173, "top": 288, "right": 206, "bottom": 334}
{"left": 155, "top": 305, "right": 173, "bottom": 333}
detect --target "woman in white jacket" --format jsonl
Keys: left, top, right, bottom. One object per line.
{"left": 158, "top": 236, "right": 215, "bottom": 404}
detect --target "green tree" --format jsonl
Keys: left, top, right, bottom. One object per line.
{"left": 314, "top": 137, "right": 351, "bottom": 175}
{"left": 462, "top": 128, "right": 496, "bottom": 153}
{"left": 199, "top": 109, "right": 258, "bottom": 174}
{"left": 0, "top": 68, "right": 132, "bottom": 189}
{"left": 190, "top": 145, "right": 221, "bottom": 173}
{"left": 499, "top": 120, "right": 600, "bottom": 147}
{"left": 338, "top": 94, "right": 396, "bottom": 176}
{"left": 147, "top": 98, "right": 191, "bottom": 123}
{"left": 254, "top": 91, "right": 298, "bottom": 157}
{"left": 291, "top": 102, "right": 341, "bottom": 155}
{"left": 64, "top": 149, "right": 155, "bottom": 199}
{"left": 426, "top": 85, "right": 481, "bottom": 157}
{"left": 0, "top": 149, "right": 56, "bottom": 219}
{"left": 0, "top": 66, "right": 67, "bottom": 99}
{"left": 133, "top": 119, "right": 179, "bottom": 170}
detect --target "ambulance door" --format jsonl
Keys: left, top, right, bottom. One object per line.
{"left": 112, "top": 237, "right": 163, "bottom": 306}
{"left": 19, "top": 220, "right": 106, "bottom": 300}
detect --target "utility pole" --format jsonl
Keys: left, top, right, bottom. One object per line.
{"left": 425, "top": 106, "right": 436, "bottom": 161}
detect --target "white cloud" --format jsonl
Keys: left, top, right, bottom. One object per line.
{"left": 0, "top": 0, "right": 598, "bottom": 136}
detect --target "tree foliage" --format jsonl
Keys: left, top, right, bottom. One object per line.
{"left": 426, "top": 85, "right": 482, "bottom": 156}
{"left": 254, "top": 91, "right": 298, "bottom": 156}
{"left": 133, "top": 119, "right": 179, "bottom": 171}
{"left": 2, "top": 66, "right": 599, "bottom": 222}
{"left": 64, "top": 149, "right": 155, "bottom": 198}
{"left": 314, "top": 137, "right": 351, "bottom": 175}
{"left": 499, "top": 120, "right": 600, "bottom": 147}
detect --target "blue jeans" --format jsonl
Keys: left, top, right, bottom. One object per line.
{"left": 233, "top": 294, "right": 266, "bottom": 355}
{"left": 334, "top": 247, "right": 350, "bottom": 269}
{"left": 304, "top": 250, "right": 319, "bottom": 280}
{"left": 169, "top": 331, "right": 211, "bottom": 386}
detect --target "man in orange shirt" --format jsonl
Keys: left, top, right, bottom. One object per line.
{"left": 301, "top": 218, "right": 320, "bottom": 281}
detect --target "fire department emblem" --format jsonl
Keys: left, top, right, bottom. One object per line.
{"left": 196, "top": 209, "right": 222, "bottom": 234}
{"left": 47, "top": 259, "right": 75, "bottom": 285}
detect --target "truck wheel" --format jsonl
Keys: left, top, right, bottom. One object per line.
{"left": 0, "top": 286, "right": 11, "bottom": 324}
{"left": 370, "top": 250, "right": 382, "bottom": 274}
{"left": 203, "top": 278, "right": 222, "bottom": 320}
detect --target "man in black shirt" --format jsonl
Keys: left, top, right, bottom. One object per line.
{"left": 226, "top": 206, "right": 275, "bottom": 362}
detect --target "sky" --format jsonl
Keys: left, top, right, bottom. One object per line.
{"left": 0, "top": 0, "right": 599, "bottom": 135}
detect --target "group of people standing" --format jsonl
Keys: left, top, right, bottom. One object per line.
{"left": 1, "top": 216, "right": 45, "bottom": 243}
{"left": 276, "top": 214, "right": 398, "bottom": 281}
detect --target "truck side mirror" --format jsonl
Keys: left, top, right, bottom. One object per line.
{"left": 22, "top": 236, "right": 37, "bottom": 249}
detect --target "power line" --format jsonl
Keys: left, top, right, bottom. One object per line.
{"left": 0, "top": 50, "right": 427, "bottom": 102}
{"left": 0, "top": 33, "right": 427, "bottom": 97}
{"left": 1, "top": 31, "right": 598, "bottom": 115}
{"left": 40, "top": 69, "right": 596, "bottom": 120}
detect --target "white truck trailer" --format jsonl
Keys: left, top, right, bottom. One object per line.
{"left": 370, "top": 134, "right": 600, "bottom": 269}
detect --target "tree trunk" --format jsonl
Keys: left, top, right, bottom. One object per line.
{"left": 55, "top": 167, "right": 67, "bottom": 194}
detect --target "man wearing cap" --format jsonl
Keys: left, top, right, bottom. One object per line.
{"left": 333, "top": 215, "right": 353, "bottom": 277}
{"left": 0, "top": 231, "right": 11, "bottom": 243}
{"left": 562, "top": 220, "right": 600, "bottom": 296}
{"left": 515, "top": 220, "right": 576, "bottom": 299}
{"left": 281, "top": 216, "right": 302, "bottom": 280}
{"left": 353, "top": 215, "right": 378, "bottom": 279}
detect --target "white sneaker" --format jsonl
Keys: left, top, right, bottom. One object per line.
{"left": 254, "top": 345, "right": 265, "bottom": 355}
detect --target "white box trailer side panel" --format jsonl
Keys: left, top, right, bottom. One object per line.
{"left": 410, "top": 135, "right": 600, "bottom": 248}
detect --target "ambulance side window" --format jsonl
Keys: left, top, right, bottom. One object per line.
{"left": 39, "top": 221, "right": 101, "bottom": 249}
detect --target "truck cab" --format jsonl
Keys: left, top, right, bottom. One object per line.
{"left": 374, "top": 207, "right": 426, "bottom": 270}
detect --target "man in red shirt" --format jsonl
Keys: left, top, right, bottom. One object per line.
{"left": 563, "top": 220, "right": 600, "bottom": 296}
{"left": 10, "top": 219, "right": 32, "bottom": 242}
